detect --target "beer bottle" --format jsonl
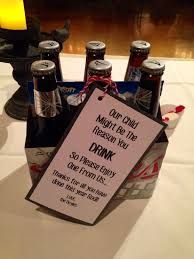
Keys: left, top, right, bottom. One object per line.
{"left": 31, "top": 60, "right": 64, "bottom": 145}
{"left": 67, "top": 60, "right": 112, "bottom": 117}
{"left": 39, "top": 40, "right": 63, "bottom": 81}
{"left": 124, "top": 40, "right": 150, "bottom": 82}
{"left": 88, "top": 59, "right": 127, "bottom": 100}
{"left": 84, "top": 41, "right": 106, "bottom": 81}
{"left": 134, "top": 59, "right": 165, "bottom": 117}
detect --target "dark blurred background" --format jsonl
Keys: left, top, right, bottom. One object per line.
{"left": 24, "top": 0, "right": 194, "bottom": 57}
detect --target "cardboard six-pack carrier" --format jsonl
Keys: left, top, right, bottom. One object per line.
{"left": 25, "top": 81, "right": 168, "bottom": 201}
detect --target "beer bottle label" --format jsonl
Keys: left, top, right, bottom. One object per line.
{"left": 135, "top": 87, "right": 152, "bottom": 111}
{"left": 34, "top": 89, "right": 62, "bottom": 117}
{"left": 25, "top": 147, "right": 55, "bottom": 184}
{"left": 67, "top": 93, "right": 86, "bottom": 107}
{"left": 126, "top": 66, "right": 141, "bottom": 82}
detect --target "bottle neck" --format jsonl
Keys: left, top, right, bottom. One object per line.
{"left": 89, "top": 72, "right": 111, "bottom": 83}
{"left": 140, "top": 72, "right": 162, "bottom": 88}
{"left": 84, "top": 52, "right": 105, "bottom": 81}
{"left": 41, "top": 52, "right": 63, "bottom": 81}
{"left": 86, "top": 52, "right": 105, "bottom": 63}
{"left": 34, "top": 74, "right": 57, "bottom": 92}
{"left": 33, "top": 74, "right": 62, "bottom": 118}
{"left": 129, "top": 52, "right": 149, "bottom": 67}
{"left": 41, "top": 52, "right": 59, "bottom": 61}
{"left": 87, "top": 73, "right": 112, "bottom": 89}
{"left": 137, "top": 71, "right": 162, "bottom": 117}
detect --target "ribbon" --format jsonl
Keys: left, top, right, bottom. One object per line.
{"left": 78, "top": 75, "right": 119, "bottom": 98}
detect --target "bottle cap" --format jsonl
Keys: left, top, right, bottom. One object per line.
{"left": 88, "top": 60, "right": 112, "bottom": 76}
{"left": 141, "top": 59, "right": 165, "bottom": 76}
{"left": 86, "top": 41, "right": 106, "bottom": 54}
{"left": 31, "top": 60, "right": 56, "bottom": 76}
{"left": 130, "top": 40, "right": 150, "bottom": 54}
{"left": 38, "top": 40, "right": 60, "bottom": 53}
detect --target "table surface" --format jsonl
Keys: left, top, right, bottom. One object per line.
{"left": 0, "top": 54, "right": 194, "bottom": 259}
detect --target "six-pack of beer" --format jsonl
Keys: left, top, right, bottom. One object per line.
{"left": 25, "top": 40, "right": 168, "bottom": 200}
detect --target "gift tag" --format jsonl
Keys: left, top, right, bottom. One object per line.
{"left": 26, "top": 86, "right": 166, "bottom": 225}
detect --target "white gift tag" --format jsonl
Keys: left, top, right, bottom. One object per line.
{"left": 26, "top": 86, "right": 166, "bottom": 225}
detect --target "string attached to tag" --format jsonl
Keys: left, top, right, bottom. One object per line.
{"left": 78, "top": 75, "right": 119, "bottom": 100}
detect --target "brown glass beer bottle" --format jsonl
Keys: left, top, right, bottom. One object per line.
{"left": 84, "top": 41, "right": 106, "bottom": 81}
{"left": 39, "top": 40, "right": 63, "bottom": 81}
{"left": 31, "top": 60, "right": 64, "bottom": 143}
{"left": 134, "top": 59, "right": 165, "bottom": 117}
{"left": 124, "top": 40, "right": 150, "bottom": 82}
{"left": 67, "top": 60, "right": 112, "bottom": 117}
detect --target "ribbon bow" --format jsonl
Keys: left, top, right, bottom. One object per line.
{"left": 78, "top": 75, "right": 119, "bottom": 98}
